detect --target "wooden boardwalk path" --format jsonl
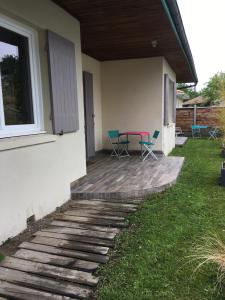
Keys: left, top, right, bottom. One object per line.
{"left": 0, "top": 198, "right": 141, "bottom": 299}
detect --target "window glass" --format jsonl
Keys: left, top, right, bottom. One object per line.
{"left": 0, "top": 26, "right": 34, "bottom": 125}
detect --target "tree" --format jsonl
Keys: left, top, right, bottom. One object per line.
{"left": 177, "top": 83, "right": 200, "bottom": 99}
{"left": 202, "top": 72, "right": 225, "bottom": 105}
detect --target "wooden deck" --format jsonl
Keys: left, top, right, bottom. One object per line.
{"left": 72, "top": 154, "right": 185, "bottom": 200}
{"left": 0, "top": 154, "right": 184, "bottom": 299}
{"left": 175, "top": 137, "right": 188, "bottom": 147}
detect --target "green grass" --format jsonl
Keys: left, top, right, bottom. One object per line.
{"left": 0, "top": 253, "right": 4, "bottom": 262}
{"left": 97, "top": 139, "right": 225, "bottom": 300}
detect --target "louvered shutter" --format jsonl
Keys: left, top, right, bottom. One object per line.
{"left": 173, "top": 81, "right": 177, "bottom": 123}
{"left": 47, "top": 30, "right": 79, "bottom": 134}
{"left": 164, "top": 74, "right": 169, "bottom": 126}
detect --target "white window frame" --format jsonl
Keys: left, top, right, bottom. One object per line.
{"left": 0, "top": 13, "right": 44, "bottom": 138}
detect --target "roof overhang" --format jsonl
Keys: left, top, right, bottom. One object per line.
{"left": 53, "top": 0, "right": 198, "bottom": 83}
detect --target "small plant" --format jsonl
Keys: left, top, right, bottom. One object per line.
{"left": 190, "top": 234, "right": 225, "bottom": 291}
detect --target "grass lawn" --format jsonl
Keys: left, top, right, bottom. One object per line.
{"left": 0, "top": 253, "right": 4, "bottom": 262}
{"left": 96, "top": 139, "right": 225, "bottom": 300}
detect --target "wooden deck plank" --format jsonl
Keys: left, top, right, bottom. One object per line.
{"left": 70, "top": 202, "right": 136, "bottom": 213}
{"left": 14, "top": 249, "right": 99, "bottom": 272}
{"left": 67, "top": 207, "right": 128, "bottom": 217}
{"left": 0, "top": 280, "right": 74, "bottom": 300}
{"left": 46, "top": 224, "right": 117, "bottom": 239}
{"left": 19, "top": 242, "right": 109, "bottom": 264}
{"left": 72, "top": 197, "right": 143, "bottom": 205}
{"left": 34, "top": 230, "right": 114, "bottom": 247}
{"left": 51, "top": 220, "right": 120, "bottom": 234}
{"left": 55, "top": 214, "right": 128, "bottom": 228}
{"left": 0, "top": 267, "right": 90, "bottom": 299}
{"left": 31, "top": 236, "right": 109, "bottom": 255}
{"left": 72, "top": 200, "right": 137, "bottom": 210}
{"left": 1, "top": 257, "right": 98, "bottom": 287}
{"left": 64, "top": 210, "right": 125, "bottom": 221}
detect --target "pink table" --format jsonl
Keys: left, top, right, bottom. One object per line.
{"left": 120, "top": 131, "right": 151, "bottom": 153}
{"left": 121, "top": 131, "right": 150, "bottom": 138}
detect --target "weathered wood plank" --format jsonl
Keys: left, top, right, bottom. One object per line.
{"left": 14, "top": 249, "right": 99, "bottom": 271}
{"left": 34, "top": 230, "right": 114, "bottom": 247}
{"left": 19, "top": 242, "right": 109, "bottom": 264}
{"left": 64, "top": 210, "right": 125, "bottom": 221}
{"left": 72, "top": 200, "right": 137, "bottom": 210}
{"left": 70, "top": 203, "right": 136, "bottom": 213}
{"left": 43, "top": 225, "right": 116, "bottom": 240}
{"left": 31, "top": 236, "right": 109, "bottom": 255}
{"left": 72, "top": 197, "right": 143, "bottom": 205}
{"left": 51, "top": 220, "right": 120, "bottom": 234}
{"left": 0, "top": 280, "right": 73, "bottom": 300}
{"left": 67, "top": 207, "right": 128, "bottom": 217}
{"left": 0, "top": 267, "right": 90, "bottom": 299}
{"left": 56, "top": 214, "right": 128, "bottom": 228}
{"left": 1, "top": 257, "right": 98, "bottom": 287}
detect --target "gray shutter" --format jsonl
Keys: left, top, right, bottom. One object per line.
{"left": 164, "top": 74, "right": 169, "bottom": 126}
{"left": 47, "top": 30, "right": 79, "bottom": 134}
{"left": 173, "top": 81, "right": 177, "bottom": 123}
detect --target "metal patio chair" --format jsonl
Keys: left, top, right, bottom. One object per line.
{"left": 175, "top": 127, "right": 183, "bottom": 137}
{"left": 208, "top": 127, "right": 220, "bottom": 139}
{"left": 139, "top": 130, "right": 160, "bottom": 161}
{"left": 108, "top": 130, "right": 130, "bottom": 159}
{"left": 192, "top": 125, "right": 201, "bottom": 138}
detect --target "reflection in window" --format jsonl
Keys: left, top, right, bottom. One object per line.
{"left": 0, "top": 26, "right": 34, "bottom": 125}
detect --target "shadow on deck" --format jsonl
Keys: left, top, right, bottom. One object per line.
{"left": 72, "top": 154, "right": 185, "bottom": 200}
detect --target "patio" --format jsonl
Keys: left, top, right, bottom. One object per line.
{"left": 72, "top": 154, "right": 185, "bottom": 200}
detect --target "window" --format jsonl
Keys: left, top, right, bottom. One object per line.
{"left": 0, "top": 14, "right": 43, "bottom": 138}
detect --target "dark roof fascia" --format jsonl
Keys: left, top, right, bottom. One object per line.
{"left": 161, "top": 0, "right": 198, "bottom": 84}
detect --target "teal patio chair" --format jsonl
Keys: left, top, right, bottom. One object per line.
{"left": 108, "top": 130, "right": 130, "bottom": 159}
{"left": 192, "top": 125, "right": 201, "bottom": 138}
{"left": 139, "top": 130, "right": 160, "bottom": 161}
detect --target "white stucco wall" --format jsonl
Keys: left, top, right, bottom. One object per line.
{"left": 177, "top": 98, "right": 183, "bottom": 108}
{"left": 162, "top": 58, "right": 176, "bottom": 155}
{"left": 0, "top": 0, "right": 86, "bottom": 244}
{"left": 101, "top": 57, "right": 164, "bottom": 151}
{"left": 82, "top": 54, "right": 103, "bottom": 151}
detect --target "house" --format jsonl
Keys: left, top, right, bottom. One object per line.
{"left": 176, "top": 89, "right": 190, "bottom": 108}
{"left": 0, "top": 0, "right": 197, "bottom": 244}
{"left": 183, "top": 96, "right": 207, "bottom": 107}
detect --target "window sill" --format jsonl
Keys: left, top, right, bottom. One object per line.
{"left": 0, "top": 133, "right": 57, "bottom": 151}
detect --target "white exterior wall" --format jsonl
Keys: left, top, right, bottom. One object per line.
{"left": 162, "top": 58, "right": 176, "bottom": 155}
{"left": 177, "top": 98, "right": 183, "bottom": 108}
{"left": 101, "top": 57, "right": 164, "bottom": 151}
{"left": 0, "top": 0, "right": 86, "bottom": 244}
{"left": 82, "top": 54, "right": 103, "bottom": 151}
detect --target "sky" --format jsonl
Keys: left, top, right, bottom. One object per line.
{"left": 0, "top": 41, "right": 18, "bottom": 62}
{"left": 177, "top": 0, "right": 225, "bottom": 91}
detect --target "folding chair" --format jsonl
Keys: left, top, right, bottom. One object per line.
{"left": 209, "top": 127, "right": 219, "bottom": 139}
{"left": 139, "top": 130, "right": 160, "bottom": 161}
{"left": 175, "top": 127, "right": 183, "bottom": 137}
{"left": 108, "top": 130, "right": 130, "bottom": 159}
